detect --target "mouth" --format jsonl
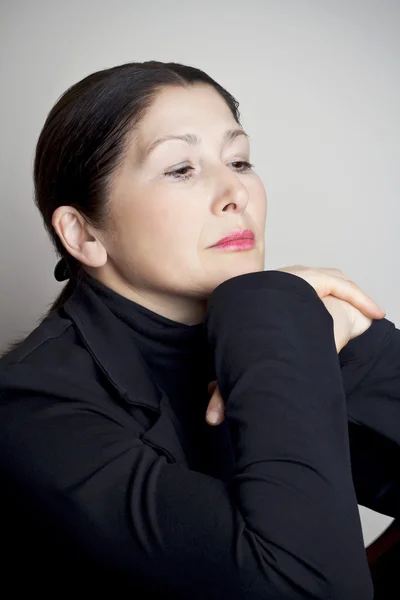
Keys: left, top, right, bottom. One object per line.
{"left": 210, "top": 229, "right": 255, "bottom": 250}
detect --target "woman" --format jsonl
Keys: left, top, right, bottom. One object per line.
{"left": 0, "top": 60, "right": 398, "bottom": 599}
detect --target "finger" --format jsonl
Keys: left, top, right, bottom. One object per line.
{"left": 206, "top": 388, "right": 224, "bottom": 426}
{"left": 206, "top": 407, "right": 224, "bottom": 425}
{"left": 207, "top": 387, "right": 224, "bottom": 413}
{"left": 279, "top": 265, "right": 386, "bottom": 318}
{"left": 328, "top": 277, "right": 386, "bottom": 318}
{"left": 313, "top": 268, "right": 385, "bottom": 316}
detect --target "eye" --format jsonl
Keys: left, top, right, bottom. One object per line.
{"left": 230, "top": 160, "right": 254, "bottom": 172}
{"left": 164, "top": 160, "right": 255, "bottom": 182}
{"left": 165, "top": 165, "right": 195, "bottom": 181}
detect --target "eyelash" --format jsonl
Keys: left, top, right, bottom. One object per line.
{"left": 165, "top": 161, "right": 254, "bottom": 181}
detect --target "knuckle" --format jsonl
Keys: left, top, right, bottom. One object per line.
{"left": 331, "top": 269, "right": 348, "bottom": 280}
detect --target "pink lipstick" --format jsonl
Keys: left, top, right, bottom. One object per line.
{"left": 211, "top": 229, "right": 255, "bottom": 251}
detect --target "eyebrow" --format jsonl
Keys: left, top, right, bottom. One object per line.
{"left": 142, "top": 128, "right": 250, "bottom": 160}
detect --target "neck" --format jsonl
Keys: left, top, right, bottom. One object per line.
{"left": 84, "top": 267, "right": 208, "bottom": 326}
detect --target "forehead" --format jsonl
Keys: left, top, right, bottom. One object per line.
{"left": 134, "top": 84, "right": 238, "bottom": 148}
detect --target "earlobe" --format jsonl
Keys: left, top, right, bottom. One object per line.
{"left": 51, "top": 206, "right": 107, "bottom": 268}
{"left": 83, "top": 236, "right": 108, "bottom": 269}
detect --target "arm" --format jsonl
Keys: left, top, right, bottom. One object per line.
{"left": 339, "top": 318, "right": 400, "bottom": 516}
{"left": 0, "top": 270, "right": 373, "bottom": 599}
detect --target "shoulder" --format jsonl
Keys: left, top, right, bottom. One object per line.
{"left": 0, "top": 308, "right": 107, "bottom": 401}
{"left": 1, "top": 308, "right": 74, "bottom": 366}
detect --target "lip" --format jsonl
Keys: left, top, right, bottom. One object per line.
{"left": 211, "top": 229, "right": 255, "bottom": 247}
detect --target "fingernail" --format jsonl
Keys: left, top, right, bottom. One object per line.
{"left": 206, "top": 410, "right": 220, "bottom": 424}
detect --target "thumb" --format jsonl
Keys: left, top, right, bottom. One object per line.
{"left": 206, "top": 383, "right": 224, "bottom": 426}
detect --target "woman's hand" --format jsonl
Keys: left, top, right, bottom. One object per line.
{"left": 320, "top": 295, "right": 376, "bottom": 353}
{"left": 277, "top": 265, "right": 385, "bottom": 319}
{"left": 205, "top": 265, "right": 386, "bottom": 426}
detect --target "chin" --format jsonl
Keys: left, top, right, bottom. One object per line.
{"left": 229, "top": 262, "right": 264, "bottom": 280}
{"left": 226, "top": 250, "right": 265, "bottom": 276}
{"left": 204, "top": 259, "right": 265, "bottom": 296}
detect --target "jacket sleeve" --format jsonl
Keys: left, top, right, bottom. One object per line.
{"left": 339, "top": 317, "right": 400, "bottom": 517}
{"left": 0, "top": 270, "right": 373, "bottom": 600}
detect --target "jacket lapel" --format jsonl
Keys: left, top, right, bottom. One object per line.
{"left": 140, "top": 389, "right": 188, "bottom": 465}
{"left": 63, "top": 279, "right": 188, "bottom": 465}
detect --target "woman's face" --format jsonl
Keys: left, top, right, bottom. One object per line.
{"left": 100, "top": 84, "right": 267, "bottom": 319}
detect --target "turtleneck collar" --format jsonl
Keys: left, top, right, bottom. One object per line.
{"left": 83, "top": 273, "right": 215, "bottom": 386}
{"left": 84, "top": 273, "right": 205, "bottom": 348}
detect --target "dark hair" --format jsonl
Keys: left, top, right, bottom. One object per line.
{"left": 33, "top": 60, "right": 242, "bottom": 314}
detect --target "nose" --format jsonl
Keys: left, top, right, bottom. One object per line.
{"left": 210, "top": 166, "right": 249, "bottom": 215}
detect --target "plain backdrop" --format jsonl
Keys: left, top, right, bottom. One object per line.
{"left": 1, "top": 0, "right": 399, "bottom": 547}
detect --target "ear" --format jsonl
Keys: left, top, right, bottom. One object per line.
{"left": 52, "top": 206, "right": 107, "bottom": 268}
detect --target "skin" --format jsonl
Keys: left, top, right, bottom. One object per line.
{"left": 52, "top": 83, "right": 267, "bottom": 325}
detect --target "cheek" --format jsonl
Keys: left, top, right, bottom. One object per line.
{"left": 157, "top": 208, "right": 202, "bottom": 264}
{"left": 142, "top": 188, "right": 203, "bottom": 249}
{"left": 110, "top": 193, "right": 201, "bottom": 265}
{"left": 111, "top": 192, "right": 168, "bottom": 243}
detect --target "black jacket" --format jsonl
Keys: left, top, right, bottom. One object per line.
{"left": 0, "top": 269, "right": 399, "bottom": 598}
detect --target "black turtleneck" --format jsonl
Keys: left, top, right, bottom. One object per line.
{"left": 84, "top": 274, "right": 233, "bottom": 478}
{"left": 84, "top": 274, "right": 213, "bottom": 396}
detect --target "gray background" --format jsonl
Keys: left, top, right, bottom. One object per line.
{"left": 1, "top": 0, "right": 399, "bottom": 546}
